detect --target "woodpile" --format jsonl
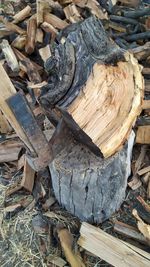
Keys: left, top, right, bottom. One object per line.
{"left": 0, "top": 1, "right": 150, "bottom": 266}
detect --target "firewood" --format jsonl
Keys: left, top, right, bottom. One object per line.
{"left": 64, "top": 4, "right": 82, "bottom": 23}
{"left": 138, "top": 166, "right": 150, "bottom": 176}
{"left": 41, "top": 21, "right": 58, "bottom": 39}
{"left": 145, "top": 79, "right": 150, "bottom": 92}
{"left": 142, "top": 100, "right": 150, "bottom": 110}
{"left": 0, "top": 64, "right": 34, "bottom": 153}
{"left": 128, "top": 175, "right": 142, "bottom": 190}
{"left": 0, "top": 139, "right": 23, "bottom": 163}
{"left": 37, "top": 0, "right": 51, "bottom": 26}
{"left": 132, "top": 209, "right": 150, "bottom": 245}
{"left": 41, "top": 16, "right": 143, "bottom": 158}
{"left": 142, "top": 172, "right": 150, "bottom": 185}
{"left": 0, "top": 110, "right": 12, "bottom": 134}
{"left": 36, "top": 28, "right": 44, "bottom": 43}
{"left": 114, "top": 220, "right": 148, "bottom": 245}
{"left": 39, "top": 45, "right": 52, "bottom": 62}
{"left": 5, "top": 181, "right": 22, "bottom": 197}
{"left": 44, "top": 12, "right": 69, "bottom": 29}
{"left": 78, "top": 222, "right": 150, "bottom": 267}
{"left": 136, "top": 126, "right": 150, "bottom": 144}
{"left": 14, "top": 48, "right": 42, "bottom": 83}
{"left": 1, "top": 39, "right": 19, "bottom": 72}
{"left": 142, "top": 67, "right": 150, "bottom": 75}
{"left": 147, "top": 177, "right": 150, "bottom": 199}
{"left": 1, "top": 20, "right": 26, "bottom": 35}
{"left": 11, "top": 35, "right": 27, "bottom": 50}
{"left": 25, "top": 15, "right": 37, "bottom": 55}
{"left": 118, "top": 0, "right": 140, "bottom": 7}
{"left": 58, "top": 228, "right": 85, "bottom": 267}
{"left": 21, "top": 157, "right": 35, "bottom": 192}
{"left": 6, "top": 92, "right": 53, "bottom": 171}
{"left": 123, "top": 7, "right": 150, "bottom": 18}
{"left": 130, "top": 42, "right": 150, "bottom": 61}
{"left": 13, "top": 5, "right": 32, "bottom": 24}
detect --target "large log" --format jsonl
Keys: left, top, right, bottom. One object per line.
{"left": 42, "top": 16, "right": 144, "bottom": 223}
{"left": 49, "top": 131, "right": 135, "bottom": 223}
{"left": 40, "top": 16, "right": 143, "bottom": 158}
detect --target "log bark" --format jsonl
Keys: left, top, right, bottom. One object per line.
{"left": 49, "top": 131, "right": 135, "bottom": 223}
{"left": 40, "top": 16, "right": 143, "bottom": 158}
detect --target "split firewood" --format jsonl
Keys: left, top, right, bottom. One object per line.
{"left": 136, "top": 126, "right": 150, "bottom": 144}
{"left": 0, "top": 139, "right": 23, "bottom": 163}
{"left": 142, "top": 67, "right": 150, "bottom": 76}
{"left": 132, "top": 209, "right": 150, "bottom": 245}
{"left": 64, "top": 4, "right": 82, "bottom": 23}
{"left": 130, "top": 42, "right": 150, "bottom": 61}
{"left": 1, "top": 39, "right": 19, "bottom": 72}
{"left": 41, "top": 22, "right": 58, "bottom": 40}
{"left": 57, "top": 228, "right": 85, "bottom": 267}
{"left": 25, "top": 15, "right": 37, "bottom": 55}
{"left": 138, "top": 166, "right": 150, "bottom": 176}
{"left": 44, "top": 12, "right": 69, "bottom": 29}
{"left": 12, "top": 5, "right": 32, "bottom": 24}
{"left": 0, "top": 64, "right": 34, "bottom": 152}
{"left": 137, "top": 195, "right": 150, "bottom": 213}
{"left": 20, "top": 157, "right": 35, "bottom": 192}
{"left": 78, "top": 222, "right": 150, "bottom": 267}
{"left": 1, "top": 20, "right": 26, "bottom": 35}
{"left": 142, "top": 100, "right": 150, "bottom": 110}
{"left": 118, "top": 0, "right": 141, "bottom": 7}
{"left": 0, "top": 110, "right": 12, "bottom": 134}
{"left": 142, "top": 172, "right": 150, "bottom": 185}
{"left": 145, "top": 79, "right": 150, "bottom": 92}
{"left": 11, "top": 35, "right": 27, "bottom": 50}
{"left": 114, "top": 220, "right": 148, "bottom": 245}
{"left": 147, "top": 178, "right": 150, "bottom": 199}
{"left": 40, "top": 16, "right": 143, "bottom": 158}
{"left": 128, "top": 175, "right": 142, "bottom": 190}
{"left": 36, "top": 28, "right": 44, "bottom": 44}
{"left": 39, "top": 45, "right": 52, "bottom": 62}
{"left": 14, "top": 48, "right": 42, "bottom": 83}
{"left": 37, "top": 0, "right": 51, "bottom": 26}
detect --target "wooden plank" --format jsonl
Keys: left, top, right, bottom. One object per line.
{"left": 21, "top": 157, "right": 35, "bottom": 192}
{"left": 136, "top": 126, "right": 150, "bottom": 144}
{"left": 0, "top": 64, "right": 34, "bottom": 153}
{"left": 78, "top": 222, "right": 150, "bottom": 267}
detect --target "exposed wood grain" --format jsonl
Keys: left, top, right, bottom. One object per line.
{"left": 25, "top": 15, "right": 37, "bottom": 55}
{"left": 13, "top": 5, "right": 32, "bottom": 24}
{"left": 1, "top": 39, "right": 19, "bottom": 72}
{"left": 44, "top": 12, "right": 69, "bottom": 29}
{"left": 0, "top": 110, "right": 12, "bottom": 133}
{"left": 78, "top": 222, "right": 150, "bottom": 267}
{"left": 21, "top": 157, "right": 35, "bottom": 192}
{"left": 136, "top": 126, "right": 150, "bottom": 144}
{"left": 0, "top": 64, "right": 34, "bottom": 152}
{"left": 0, "top": 139, "right": 23, "bottom": 162}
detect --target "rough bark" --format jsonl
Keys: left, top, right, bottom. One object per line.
{"left": 49, "top": 131, "right": 135, "bottom": 223}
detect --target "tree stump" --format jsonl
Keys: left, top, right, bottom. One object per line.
{"left": 49, "top": 131, "right": 135, "bottom": 223}
{"left": 40, "top": 16, "right": 144, "bottom": 222}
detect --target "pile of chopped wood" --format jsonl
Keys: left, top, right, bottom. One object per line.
{"left": 0, "top": 0, "right": 150, "bottom": 266}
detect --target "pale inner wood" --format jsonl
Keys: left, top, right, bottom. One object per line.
{"left": 68, "top": 54, "right": 143, "bottom": 157}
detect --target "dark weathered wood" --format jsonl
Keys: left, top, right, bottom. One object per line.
{"left": 6, "top": 92, "right": 52, "bottom": 170}
{"left": 49, "top": 131, "right": 135, "bottom": 223}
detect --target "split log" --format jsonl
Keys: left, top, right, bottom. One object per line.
{"left": 40, "top": 16, "right": 144, "bottom": 222}
{"left": 25, "top": 15, "right": 37, "bottom": 55}
{"left": 136, "top": 126, "right": 150, "bottom": 144}
{"left": 40, "top": 16, "right": 143, "bottom": 158}
{"left": 78, "top": 223, "right": 150, "bottom": 267}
